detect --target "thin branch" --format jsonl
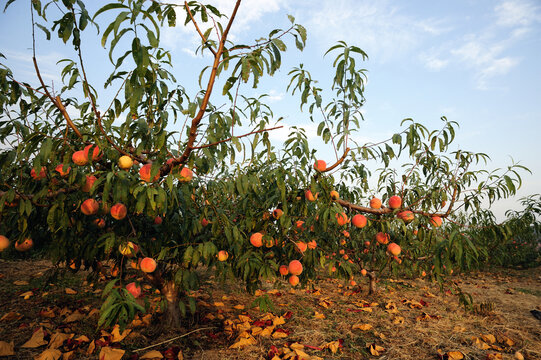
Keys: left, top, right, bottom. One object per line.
{"left": 184, "top": 1, "right": 217, "bottom": 56}
{"left": 133, "top": 327, "right": 216, "bottom": 352}
{"left": 322, "top": 147, "right": 350, "bottom": 172}
{"left": 192, "top": 125, "right": 283, "bottom": 150}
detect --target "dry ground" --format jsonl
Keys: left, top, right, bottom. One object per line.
{"left": 0, "top": 259, "right": 540, "bottom": 359}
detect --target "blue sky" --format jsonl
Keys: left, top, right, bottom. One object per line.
{"left": 1, "top": 0, "right": 540, "bottom": 220}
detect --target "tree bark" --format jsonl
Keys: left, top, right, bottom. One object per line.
{"left": 161, "top": 280, "right": 181, "bottom": 329}
{"left": 367, "top": 272, "right": 377, "bottom": 294}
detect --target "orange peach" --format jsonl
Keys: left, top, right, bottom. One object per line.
{"left": 387, "top": 242, "right": 401, "bottom": 256}
{"left": 369, "top": 197, "right": 382, "bottom": 209}
{"left": 83, "top": 144, "right": 101, "bottom": 161}
{"left": 430, "top": 216, "right": 443, "bottom": 227}
{"left": 94, "top": 218, "right": 106, "bottom": 228}
{"left": 82, "top": 175, "right": 97, "bottom": 192}
{"left": 279, "top": 265, "right": 289, "bottom": 276}
{"left": 250, "top": 232, "right": 263, "bottom": 247}
{"left": 336, "top": 212, "right": 348, "bottom": 226}
{"left": 140, "top": 257, "right": 157, "bottom": 273}
{"left": 313, "top": 160, "right": 326, "bottom": 172}
{"left": 296, "top": 241, "right": 307, "bottom": 253}
{"left": 288, "top": 260, "right": 303, "bottom": 275}
{"left": 30, "top": 166, "right": 47, "bottom": 180}
{"left": 388, "top": 195, "right": 402, "bottom": 209}
{"left": 55, "top": 164, "right": 71, "bottom": 177}
{"left": 178, "top": 167, "right": 193, "bottom": 182}
{"left": 375, "top": 232, "right": 390, "bottom": 245}
{"left": 0, "top": 235, "right": 9, "bottom": 252}
{"left": 307, "top": 240, "right": 317, "bottom": 250}
{"left": 72, "top": 150, "right": 88, "bottom": 166}
{"left": 126, "top": 282, "right": 141, "bottom": 298}
{"left": 110, "top": 203, "right": 127, "bottom": 220}
{"left": 139, "top": 163, "right": 159, "bottom": 182}
{"left": 397, "top": 211, "right": 414, "bottom": 223}
{"left": 217, "top": 250, "right": 229, "bottom": 261}
{"left": 330, "top": 190, "right": 339, "bottom": 200}
{"left": 81, "top": 199, "right": 99, "bottom": 215}
{"left": 360, "top": 269, "right": 367, "bottom": 276}
{"left": 273, "top": 209, "right": 283, "bottom": 219}
{"left": 352, "top": 214, "right": 367, "bottom": 228}
{"left": 201, "top": 218, "right": 210, "bottom": 227}
{"left": 288, "top": 275, "right": 299, "bottom": 286}
{"left": 15, "top": 238, "right": 33, "bottom": 252}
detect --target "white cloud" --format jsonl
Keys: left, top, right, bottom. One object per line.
{"left": 420, "top": 52, "right": 449, "bottom": 71}
{"left": 495, "top": 0, "right": 541, "bottom": 27}
{"left": 266, "top": 89, "right": 284, "bottom": 103}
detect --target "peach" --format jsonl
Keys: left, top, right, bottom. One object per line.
{"left": 55, "top": 164, "right": 71, "bottom": 177}
{"left": 83, "top": 144, "right": 101, "bottom": 161}
{"left": 0, "top": 235, "right": 10, "bottom": 252}
{"left": 288, "top": 260, "right": 303, "bottom": 275}
{"left": 350, "top": 280, "right": 357, "bottom": 286}
{"left": 201, "top": 218, "right": 210, "bottom": 227}
{"left": 430, "top": 216, "right": 443, "bottom": 227}
{"left": 153, "top": 216, "right": 162, "bottom": 225}
{"left": 307, "top": 240, "right": 317, "bottom": 250}
{"left": 72, "top": 150, "right": 88, "bottom": 166}
{"left": 110, "top": 203, "right": 127, "bottom": 220}
{"left": 217, "top": 250, "right": 229, "bottom": 261}
{"left": 296, "top": 241, "right": 307, "bottom": 253}
{"left": 330, "top": 190, "right": 339, "bottom": 200}
{"left": 360, "top": 269, "right": 367, "bottom": 276}
{"left": 305, "top": 189, "right": 317, "bottom": 201}
{"left": 342, "top": 230, "right": 350, "bottom": 238}
{"left": 118, "top": 156, "right": 133, "bottom": 169}
{"left": 352, "top": 214, "right": 367, "bottom": 228}
{"left": 250, "top": 232, "right": 263, "bottom": 247}
{"left": 94, "top": 218, "right": 106, "bottom": 228}
{"left": 421, "top": 271, "right": 426, "bottom": 277}
{"left": 393, "top": 256, "right": 402, "bottom": 264}
{"left": 388, "top": 195, "right": 402, "bottom": 209}
{"left": 126, "top": 282, "right": 141, "bottom": 298}
{"left": 313, "top": 160, "right": 326, "bottom": 172}
{"left": 81, "top": 199, "right": 99, "bottom": 215}
{"left": 30, "top": 166, "right": 47, "bottom": 180}
{"left": 178, "top": 167, "right": 193, "bottom": 182}
{"left": 295, "top": 220, "right": 304, "bottom": 229}
{"left": 272, "top": 209, "right": 283, "bottom": 219}
{"left": 364, "top": 241, "right": 370, "bottom": 247}
{"left": 397, "top": 211, "right": 414, "bottom": 223}
{"left": 139, "top": 163, "right": 159, "bottom": 182}
{"left": 279, "top": 265, "right": 289, "bottom": 276}
{"left": 336, "top": 212, "right": 348, "bottom": 226}
{"left": 82, "top": 175, "right": 97, "bottom": 192}
{"left": 375, "top": 232, "right": 390, "bottom": 245}
{"left": 288, "top": 275, "right": 299, "bottom": 286}
{"left": 387, "top": 242, "right": 401, "bottom": 256}
{"left": 140, "top": 257, "right": 157, "bottom": 273}
{"left": 369, "top": 197, "right": 382, "bottom": 209}
{"left": 15, "top": 238, "right": 33, "bottom": 252}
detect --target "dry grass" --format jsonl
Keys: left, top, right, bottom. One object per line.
{"left": 0, "top": 259, "right": 540, "bottom": 359}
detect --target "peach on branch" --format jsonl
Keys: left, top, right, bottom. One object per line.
{"left": 81, "top": 199, "right": 99, "bottom": 216}
{"left": 336, "top": 212, "right": 348, "bottom": 226}
{"left": 30, "top": 166, "right": 47, "bottom": 180}
{"left": 375, "top": 232, "right": 390, "bottom": 245}
{"left": 72, "top": 150, "right": 88, "bottom": 166}
{"left": 330, "top": 190, "right": 339, "bottom": 200}
{"left": 272, "top": 208, "right": 283, "bottom": 219}
{"left": 397, "top": 211, "right": 414, "bottom": 223}
{"left": 82, "top": 175, "right": 97, "bottom": 192}
{"left": 110, "top": 203, "right": 127, "bottom": 220}
{"left": 288, "top": 275, "right": 299, "bottom": 286}
{"left": 153, "top": 216, "right": 162, "bottom": 225}
{"left": 250, "top": 232, "right": 263, "bottom": 247}
{"left": 288, "top": 260, "right": 303, "bottom": 275}
{"left": 352, "top": 214, "right": 367, "bottom": 228}
{"left": 126, "top": 282, "right": 141, "bottom": 298}
{"left": 360, "top": 269, "right": 367, "bottom": 276}
{"left": 140, "top": 257, "right": 157, "bottom": 273}
{"left": 0, "top": 235, "right": 10, "bottom": 252}
{"left": 296, "top": 241, "right": 307, "bottom": 253}
{"left": 307, "top": 240, "right": 317, "bottom": 250}
{"left": 388, "top": 195, "right": 402, "bottom": 209}
{"left": 387, "top": 242, "right": 401, "bottom": 256}
{"left": 94, "top": 218, "right": 106, "bottom": 228}
{"left": 217, "top": 250, "right": 229, "bottom": 261}
{"left": 15, "top": 238, "right": 33, "bottom": 252}
{"left": 430, "top": 216, "right": 443, "bottom": 227}
{"left": 279, "top": 265, "right": 289, "bottom": 276}
{"left": 369, "top": 197, "right": 382, "bottom": 209}
{"left": 313, "top": 160, "right": 326, "bottom": 172}
{"left": 55, "top": 164, "right": 71, "bottom": 177}
{"left": 83, "top": 144, "right": 101, "bottom": 161}
{"left": 118, "top": 156, "right": 133, "bottom": 169}
{"left": 178, "top": 167, "right": 193, "bottom": 182}
{"left": 139, "top": 163, "right": 159, "bottom": 182}
{"left": 305, "top": 190, "right": 317, "bottom": 201}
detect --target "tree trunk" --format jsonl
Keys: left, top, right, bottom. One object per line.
{"left": 367, "top": 272, "right": 377, "bottom": 294}
{"left": 161, "top": 280, "right": 181, "bottom": 329}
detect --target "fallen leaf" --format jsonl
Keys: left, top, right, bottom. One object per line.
{"left": 111, "top": 324, "right": 131, "bottom": 342}
{"left": 140, "top": 350, "right": 164, "bottom": 359}
{"left": 481, "top": 334, "right": 496, "bottom": 344}
{"left": 0, "top": 311, "right": 23, "bottom": 321}
{"left": 314, "top": 311, "right": 325, "bottom": 319}
{"left": 486, "top": 353, "right": 503, "bottom": 360}
{"left": 22, "top": 327, "right": 48, "bottom": 348}
{"left": 20, "top": 290, "right": 34, "bottom": 299}
{"left": 35, "top": 348, "right": 62, "bottom": 360}
{"left": 62, "top": 350, "right": 75, "bottom": 360}
{"left": 64, "top": 310, "right": 85, "bottom": 323}
{"left": 13, "top": 280, "right": 29, "bottom": 285}
{"left": 39, "top": 308, "right": 56, "bottom": 318}
{"left": 472, "top": 337, "right": 491, "bottom": 350}
{"left": 64, "top": 288, "right": 77, "bottom": 295}
{"left": 99, "top": 346, "right": 125, "bottom": 360}
{"left": 213, "top": 301, "right": 225, "bottom": 307}
{"left": 75, "top": 335, "right": 90, "bottom": 343}
{"left": 0, "top": 341, "right": 15, "bottom": 356}
{"left": 453, "top": 325, "right": 466, "bottom": 333}
{"left": 229, "top": 336, "right": 257, "bottom": 349}
{"left": 233, "top": 304, "right": 245, "bottom": 310}
{"left": 392, "top": 316, "right": 405, "bottom": 325}
{"left": 86, "top": 340, "right": 95, "bottom": 355}
{"left": 447, "top": 351, "right": 464, "bottom": 359}
{"left": 352, "top": 323, "right": 372, "bottom": 331}
{"left": 321, "top": 340, "right": 341, "bottom": 354}
{"left": 273, "top": 316, "right": 285, "bottom": 326}
{"left": 48, "top": 332, "right": 73, "bottom": 349}
{"left": 368, "top": 343, "right": 385, "bottom": 356}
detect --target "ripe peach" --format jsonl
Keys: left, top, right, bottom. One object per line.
{"left": 178, "top": 167, "right": 193, "bottom": 182}
{"left": 421, "top": 271, "right": 426, "bottom": 277}
{"left": 388, "top": 195, "right": 402, "bottom": 209}
{"left": 430, "top": 216, "right": 443, "bottom": 227}
{"left": 110, "top": 203, "right": 127, "bottom": 220}
{"left": 153, "top": 216, "right": 162, "bottom": 225}
{"left": 15, "top": 238, "right": 33, "bottom": 252}
{"left": 336, "top": 212, "right": 348, "bottom": 226}
{"left": 30, "top": 166, "right": 47, "bottom": 180}
{"left": 72, "top": 150, "right": 88, "bottom": 166}
{"left": 331, "top": 266, "right": 337, "bottom": 272}
{"left": 305, "top": 190, "right": 317, "bottom": 201}
{"left": 83, "top": 144, "right": 101, "bottom": 161}
{"left": 118, "top": 156, "right": 133, "bottom": 169}
{"left": 296, "top": 241, "right": 307, "bottom": 253}
{"left": 126, "top": 282, "right": 141, "bottom": 298}
{"left": 413, "top": 229, "right": 419, "bottom": 236}
{"left": 340, "top": 239, "right": 347, "bottom": 246}
{"left": 397, "top": 211, "right": 414, "bottom": 223}
{"left": 349, "top": 280, "right": 357, "bottom": 286}
{"left": 82, "top": 175, "right": 97, "bottom": 192}
{"left": 140, "top": 257, "right": 157, "bottom": 273}
{"left": 330, "top": 190, "right": 339, "bottom": 200}
{"left": 81, "top": 199, "right": 99, "bottom": 215}
{"left": 55, "top": 164, "right": 71, "bottom": 177}
{"left": 364, "top": 241, "right": 370, "bottom": 247}
{"left": 387, "top": 242, "right": 401, "bottom": 256}
{"left": 352, "top": 214, "right": 367, "bottom": 228}
{"left": 139, "top": 163, "right": 159, "bottom": 182}
{"left": 201, "top": 218, "right": 210, "bottom": 227}
{"left": 376, "top": 232, "right": 390, "bottom": 245}
{"left": 307, "top": 240, "right": 317, "bottom": 250}
{"left": 342, "top": 230, "right": 350, "bottom": 238}
{"left": 0, "top": 235, "right": 10, "bottom": 252}
{"left": 360, "top": 269, "right": 367, "bottom": 276}
{"left": 288, "top": 275, "right": 299, "bottom": 286}
{"left": 295, "top": 220, "right": 304, "bottom": 229}
{"left": 217, "top": 250, "right": 229, "bottom": 261}
{"left": 272, "top": 209, "right": 283, "bottom": 219}
{"left": 250, "top": 232, "right": 263, "bottom": 247}
{"left": 369, "top": 197, "right": 382, "bottom": 209}
{"left": 288, "top": 260, "right": 303, "bottom": 275}
{"left": 94, "top": 218, "right": 106, "bottom": 228}
{"left": 279, "top": 265, "right": 289, "bottom": 276}
{"left": 313, "top": 160, "right": 326, "bottom": 172}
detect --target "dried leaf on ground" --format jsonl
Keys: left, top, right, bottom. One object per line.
{"left": 314, "top": 311, "right": 325, "bottom": 319}
{"left": 229, "top": 336, "right": 257, "bottom": 349}
{"left": 140, "top": 350, "right": 164, "bottom": 359}
{"left": 447, "top": 351, "right": 464, "bottom": 359}
{"left": 111, "top": 324, "right": 131, "bottom": 342}
{"left": 0, "top": 341, "right": 15, "bottom": 356}
{"left": 99, "top": 346, "right": 125, "bottom": 360}
{"left": 481, "top": 334, "right": 496, "bottom": 344}
{"left": 321, "top": 340, "right": 341, "bottom": 354}
{"left": 0, "top": 311, "right": 23, "bottom": 321}
{"left": 64, "top": 288, "right": 77, "bottom": 295}
{"left": 22, "top": 327, "right": 48, "bottom": 348}
{"left": 13, "top": 280, "right": 29, "bottom": 285}
{"left": 35, "top": 348, "right": 62, "bottom": 360}
{"left": 48, "top": 332, "right": 73, "bottom": 349}
{"left": 352, "top": 323, "right": 372, "bottom": 331}
{"left": 368, "top": 343, "right": 385, "bottom": 356}
{"left": 64, "top": 310, "right": 85, "bottom": 323}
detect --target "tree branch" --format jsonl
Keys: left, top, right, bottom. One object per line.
{"left": 184, "top": 1, "right": 217, "bottom": 56}
{"left": 192, "top": 125, "right": 283, "bottom": 150}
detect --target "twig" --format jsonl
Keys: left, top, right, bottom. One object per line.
{"left": 133, "top": 326, "right": 216, "bottom": 352}
{"left": 192, "top": 125, "right": 283, "bottom": 150}
{"left": 184, "top": 1, "right": 217, "bottom": 56}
